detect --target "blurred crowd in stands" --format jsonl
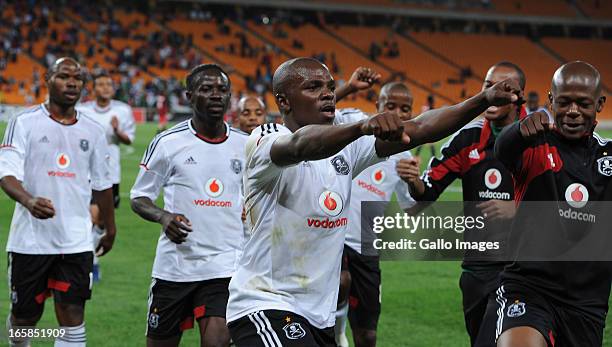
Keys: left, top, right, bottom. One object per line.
{"left": 1, "top": 0, "right": 609, "bottom": 122}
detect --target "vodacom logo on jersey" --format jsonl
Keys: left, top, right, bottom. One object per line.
{"left": 484, "top": 168, "right": 501, "bottom": 190}
{"left": 205, "top": 178, "right": 224, "bottom": 198}
{"left": 319, "top": 191, "right": 343, "bottom": 216}
{"left": 48, "top": 153, "right": 76, "bottom": 178}
{"left": 565, "top": 183, "right": 589, "bottom": 208}
{"left": 478, "top": 168, "right": 510, "bottom": 200}
{"left": 57, "top": 153, "right": 70, "bottom": 169}
{"left": 371, "top": 169, "right": 385, "bottom": 185}
{"left": 560, "top": 183, "right": 595, "bottom": 222}
{"left": 308, "top": 190, "right": 347, "bottom": 229}
{"left": 193, "top": 177, "right": 232, "bottom": 208}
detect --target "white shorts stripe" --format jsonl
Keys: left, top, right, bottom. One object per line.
{"left": 248, "top": 312, "right": 274, "bottom": 347}
{"left": 7, "top": 253, "right": 12, "bottom": 312}
{"left": 145, "top": 278, "right": 157, "bottom": 336}
{"left": 253, "top": 311, "right": 280, "bottom": 347}
{"left": 258, "top": 311, "right": 283, "bottom": 346}
{"left": 495, "top": 285, "right": 507, "bottom": 341}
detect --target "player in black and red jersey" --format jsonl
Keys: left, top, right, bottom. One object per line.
{"left": 397, "top": 61, "right": 526, "bottom": 347}
{"left": 493, "top": 61, "right": 610, "bottom": 347}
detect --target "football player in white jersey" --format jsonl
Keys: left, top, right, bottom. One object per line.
{"left": 334, "top": 81, "right": 419, "bottom": 347}
{"left": 237, "top": 96, "right": 267, "bottom": 232}
{"left": 226, "top": 57, "right": 522, "bottom": 347}
{"left": 130, "top": 64, "right": 247, "bottom": 347}
{"left": 0, "top": 57, "right": 116, "bottom": 347}
{"left": 77, "top": 71, "right": 135, "bottom": 282}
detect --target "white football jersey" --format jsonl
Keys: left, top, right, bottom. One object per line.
{"left": 333, "top": 108, "right": 416, "bottom": 254}
{"left": 346, "top": 152, "right": 416, "bottom": 254}
{"left": 0, "top": 104, "right": 112, "bottom": 254}
{"left": 77, "top": 100, "right": 135, "bottom": 184}
{"left": 226, "top": 116, "right": 385, "bottom": 329}
{"left": 130, "top": 120, "right": 248, "bottom": 282}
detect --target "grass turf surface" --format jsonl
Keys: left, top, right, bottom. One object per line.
{"left": 0, "top": 121, "right": 610, "bottom": 346}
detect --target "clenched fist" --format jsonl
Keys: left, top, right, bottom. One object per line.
{"left": 519, "top": 111, "right": 554, "bottom": 140}
{"left": 26, "top": 197, "right": 55, "bottom": 219}
{"left": 347, "top": 67, "right": 381, "bottom": 92}
{"left": 396, "top": 157, "right": 421, "bottom": 185}
{"left": 484, "top": 78, "right": 523, "bottom": 107}
{"left": 360, "top": 111, "right": 410, "bottom": 144}
{"left": 160, "top": 212, "right": 193, "bottom": 244}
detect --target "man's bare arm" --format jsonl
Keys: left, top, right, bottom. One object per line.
{"left": 92, "top": 188, "right": 116, "bottom": 255}
{"left": 270, "top": 112, "right": 409, "bottom": 167}
{"left": 375, "top": 79, "right": 522, "bottom": 157}
{"left": 0, "top": 176, "right": 55, "bottom": 219}
{"left": 131, "top": 197, "right": 193, "bottom": 244}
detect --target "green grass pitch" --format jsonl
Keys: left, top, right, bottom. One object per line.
{"left": 0, "top": 121, "right": 611, "bottom": 346}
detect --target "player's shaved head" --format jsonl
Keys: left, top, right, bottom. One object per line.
{"left": 379, "top": 82, "right": 412, "bottom": 99}
{"left": 272, "top": 57, "right": 336, "bottom": 128}
{"left": 548, "top": 61, "right": 605, "bottom": 140}
{"left": 238, "top": 95, "right": 266, "bottom": 134}
{"left": 272, "top": 57, "right": 330, "bottom": 96}
{"left": 238, "top": 95, "right": 265, "bottom": 112}
{"left": 551, "top": 61, "right": 601, "bottom": 97}
{"left": 377, "top": 81, "right": 413, "bottom": 121}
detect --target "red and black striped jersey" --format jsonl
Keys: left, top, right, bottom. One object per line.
{"left": 419, "top": 117, "right": 522, "bottom": 270}
{"left": 495, "top": 122, "right": 612, "bottom": 320}
{"left": 420, "top": 119, "right": 515, "bottom": 203}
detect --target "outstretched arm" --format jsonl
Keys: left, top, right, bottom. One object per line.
{"left": 375, "top": 79, "right": 522, "bottom": 157}
{"left": 270, "top": 112, "right": 409, "bottom": 167}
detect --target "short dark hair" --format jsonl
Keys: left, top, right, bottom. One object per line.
{"left": 46, "top": 57, "right": 81, "bottom": 81}
{"left": 492, "top": 61, "right": 526, "bottom": 90}
{"left": 185, "top": 64, "right": 230, "bottom": 92}
{"left": 92, "top": 71, "right": 112, "bottom": 87}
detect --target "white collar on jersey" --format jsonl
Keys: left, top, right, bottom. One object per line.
{"left": 93, "top": 100, "right": 114, "bottom": 114}
{"left": 41, "top": 102, "right": 80, "bottom": 125}
{"left": 188, "top": 119, "right": 231, "bottom": 144}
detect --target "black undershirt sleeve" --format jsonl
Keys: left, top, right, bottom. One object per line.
{"left": 494, "top": 122, "right": 528, "bottom": 173}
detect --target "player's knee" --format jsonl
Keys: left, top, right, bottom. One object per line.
{"left": 200, "top": 329, "right": 230, "bottom": 347}
{"left": 201, "top": 317, "right": 230, "bottom": 347}
{"left": 497, "top": 327, "right": 547, "bottom": 347}
{"left": 202, "top": 337, "right": 230, "bottom": 347}
{"left": 55, "top": 303, "right": 85, "bottom": 326}
{"left": 354, "top": 329, "right": 377, "bottom": 347}
{"left": 10, "top": 311, "right": 43, "bottom": 327}
{"left": 202, "top": 328, "right": 230, "bottom": 347}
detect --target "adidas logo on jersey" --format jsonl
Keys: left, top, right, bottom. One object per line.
{"left": 184, "top": 156, "right": 197, "bottom": 165}
{"left": 39, "top": 136, "right": 49, "bottom": 143}
{"left": 468, "top": 149, "right": 480, "bottom": 160}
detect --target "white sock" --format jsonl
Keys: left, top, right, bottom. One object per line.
{"left": 54, "top": 323, "right": 86, "bottom": 346}
{"left": 6, "top": 315, "right": 31, "bottom": 347}
{"left": 335, "top": 303, "right": 349, "bottom": 347}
